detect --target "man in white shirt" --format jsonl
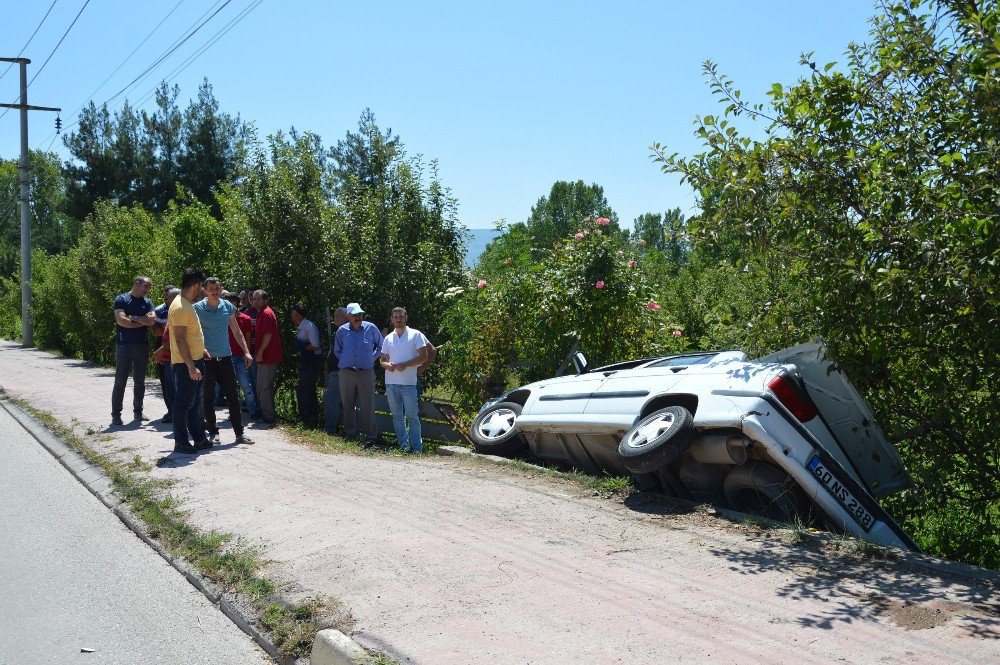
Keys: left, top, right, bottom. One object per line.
{"left": 380, "top": 307, "right": 429, "bottom": 452}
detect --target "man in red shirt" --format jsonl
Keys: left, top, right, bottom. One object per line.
{"left": 252, "top": 289, "right": 283, "bottom": 426}
{"left": 224, "top": 291, "right": 260, "bottom": 419}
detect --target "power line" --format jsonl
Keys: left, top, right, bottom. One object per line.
{"left": 65, "top": 0, "right": 186, "bottom": 124}
{"left": 0, "top": 0, "right": 61, "bottom": 84}
{"left": 37, "top": 0, "right": 262, "bottom": 150}
{"left": 134, "top": 0, "right": 264, "bottom": 109}
{"left": 0, "top": 0, "right": 91, "bottom": 121}
{"left": 102, "top": 0, "right": 233, "bottom": 108}
{"left": 32, "top": 0, "right": 227, "bottom": 148}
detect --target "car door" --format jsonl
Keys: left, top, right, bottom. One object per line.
{"left": 583, "top": 360, "right": 686, "bottom": 422}
{"left": 524, "top": 373, "right": 608, "bottom": 417}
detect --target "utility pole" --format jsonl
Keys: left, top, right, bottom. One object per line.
{"left": 0, "top": 57, "right": 60, "bottom": 348}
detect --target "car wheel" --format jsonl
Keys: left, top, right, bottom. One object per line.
{"left": 470, "top": 401, "right": 527, "bottom": 456}
{"left": 723, "top": 461, "right": 806, "bottom": 523}
{"left": 617, "top": 406, "right": 696, "bottom": 474}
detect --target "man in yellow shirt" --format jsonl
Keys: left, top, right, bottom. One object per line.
{"left": 168, "top": 268, "right": 209, "bottom": 454}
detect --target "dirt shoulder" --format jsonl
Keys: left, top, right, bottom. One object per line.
{"left": 1, "top": 341, "right": 997, "bottom": 664}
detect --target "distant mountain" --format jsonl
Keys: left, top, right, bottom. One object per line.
{"left": 463, "top": 227, "right": 502, "bottom": 267}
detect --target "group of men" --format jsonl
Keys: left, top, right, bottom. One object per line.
{"left": 111, "top": 269, "right": 435, "bottom": 455}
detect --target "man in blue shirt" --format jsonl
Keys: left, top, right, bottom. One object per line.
{"left": 111, "top": 276, "right": 156, "bottom": 426}
{"left": 334, "top": 302, "right": 383, "bottom": 446}
{"left": 194, "top": 277, "right": 255, "bottom": 445}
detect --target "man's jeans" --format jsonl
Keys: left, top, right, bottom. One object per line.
{"left": 112, "top": 342, "right": 148, "bottom": 418}
{"left": 339, "top": 368, "right": 377, "bottom": 443}
{"left": 297, "top": 356, "right": 322, "bottom": 428}
{"left": 231, "top": 356, "right": 259, "bottom": 416}
{"left": 323, "top": 370, "right": 341, "bottom": 434}
{"left": 156, "top": 361, "right": 175, "bottom": 416}
{"left": 172, "top": 360, "right": 207, "bottom": 447}
{"left": 203, "top": 356, "right": 243, "bottom": 438}
{"left": 386, "top": 383, "right": 422, "bottom": 452}
{"left": 255, "top": 363, "right": 279, "bottom": 422}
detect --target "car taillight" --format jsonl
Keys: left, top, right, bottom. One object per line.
{"left": 767, "top": 373, "right": 818, "bottom": 422}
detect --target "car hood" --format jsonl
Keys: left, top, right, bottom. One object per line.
{"left": 759, "top": 341, "right": 910, "bottom": 496}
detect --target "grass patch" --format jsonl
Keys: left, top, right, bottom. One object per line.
{"left": 4, "top": 395, "right": 327, "bottom": 660}
{"left": 830, "top": 534, "right": 899, "bottom": 561}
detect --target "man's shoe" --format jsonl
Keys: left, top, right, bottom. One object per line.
{"left": 235, "top": 434, "right": 255, "bottom": 445}
{"left": 173, "top": 443, "right": 198, "bottom": 454}
{"left": 134, "top": 412, "right": 148, "bottom": 421}
{"left": 111, "top": 416, "right": 124, "bottom": 426}
{"left": 207, "top": 432, "right": 221, "bottom": 445}
{"left": 161, "top": 413, "right": 172, "bottom": 423}
{"left": 193, "top": 440, "right": 212, "bottom": 451}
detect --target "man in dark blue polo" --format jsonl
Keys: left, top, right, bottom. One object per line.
{"left": 334, "top": 302, "right": 382, "bottom": 446}
{"left": 111, "top": 276, "right": 156, "bottom": 426}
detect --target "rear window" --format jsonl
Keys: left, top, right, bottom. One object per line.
{"left": 646, "top": 353, "right": 717, "bottom": 369}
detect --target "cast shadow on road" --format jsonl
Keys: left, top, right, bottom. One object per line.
{"left": 702, "top": 533, "right": 999, "bottom": 639}
{"left": 104, "top": 420, "right": 144, "bottom": 434}
{"left": 155, "top": 441, "right": 241, "bottom": 468}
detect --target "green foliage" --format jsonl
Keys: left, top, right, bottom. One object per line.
{"left": 652, "top": 0, "right": 1000, "bottom": 568}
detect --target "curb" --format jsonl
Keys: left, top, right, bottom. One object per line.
{"left": 310, "top": 629, "right": 370, "bottom": 665}
{"left": 0, "top": 395, "right": 289, "bottom": 663}
{"left": 436, "top": 446, "right": 1000, "bottom": 587}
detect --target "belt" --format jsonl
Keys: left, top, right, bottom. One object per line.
{"left": 344, "top": 367, "right": 371, "bottom": 373}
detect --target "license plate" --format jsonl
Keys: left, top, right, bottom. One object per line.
{"left": 807, "top": 456, "right": 875, "bottom": 532}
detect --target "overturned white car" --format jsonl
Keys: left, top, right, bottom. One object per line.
{"left": 470, "top": 342, "right": 916, "bottom": 550}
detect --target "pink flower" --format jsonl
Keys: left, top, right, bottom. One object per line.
{"left": 595, "top": 280, "right": 605, "bottom": 289}
{"left": 583, "top": 229, "right": 590, "bottom": 235}
{"left": 583, "top": 216, "right": 592, "bottom": 223}
{"left": 574, "top": 232, "right": 584, "bottom": 240}
{"left": 673, "top": 330, "right": 682, "bottom": 338}
{"left": 477, "top": 280, "right": 488, "bottom": 289}
{"left": 595, "top": 229, "right": 602, "bottom": 235}
{"left": 627, "top": 260, "right": 637, "bottom": 268}
{"left": 596, "top": 216, "right": 610, "bottom": 226}
{"left": 646, "top": 301, "right": 661, "bottom": 311}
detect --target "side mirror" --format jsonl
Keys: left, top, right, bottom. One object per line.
{"left": 571, "top": 352, "right": 589, "bottom": 375}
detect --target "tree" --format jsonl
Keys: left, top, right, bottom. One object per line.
{"left": 633, "top": 208, "right": 688, "bottom": 266}
{"left": 62, "top": 79, "right": 245, "bottom": 219}
{"left": 142, "top": 83, "right": 183, "bottom": 211}
{"left": 653, "top": 0, "right": 1000, "bottom": 567}
{"left": 177, "top": 79, "right": 246, "bottom": 214}
{"left": 0, "top": 151, "right": 77, "bottom": 278}
{"left": 524, "top": 180, "right": 619, "bottom": 250}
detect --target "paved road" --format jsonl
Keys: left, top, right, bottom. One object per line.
{"left": 0, "top": 404, "right": 268, "bottom": 665}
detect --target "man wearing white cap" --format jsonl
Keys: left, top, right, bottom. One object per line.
{"left": 334, "top": 302, "right": 383, "bottom": 446}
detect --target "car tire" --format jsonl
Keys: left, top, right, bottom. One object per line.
{"left": 617, "top": 406, "right": 696, "bottom": 474}
{"left": 470, "top": 401, "right": 527, "bottom": 456}
{"left": 723, "top": 461, "right": 806, "bottom": 523}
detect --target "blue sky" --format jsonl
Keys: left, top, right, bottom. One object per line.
{"left": 0, "top": 1, "right": 878, "bottom": 228}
